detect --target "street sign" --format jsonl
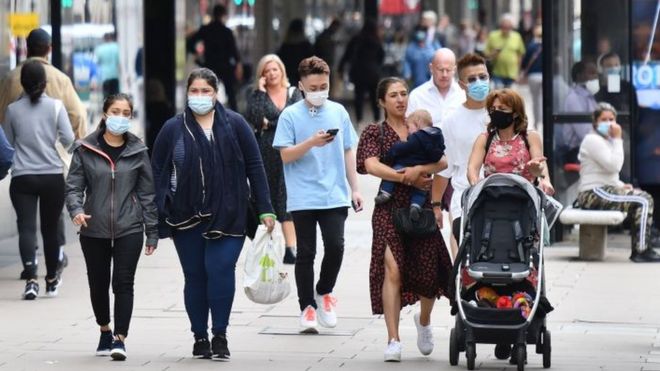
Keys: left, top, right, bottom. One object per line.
{"left": 8, "top": 13, "right": 39, "bottom": 38}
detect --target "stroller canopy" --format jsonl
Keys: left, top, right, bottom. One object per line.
{"left": 463, "top": 173, "right": 544, "bottom": 230}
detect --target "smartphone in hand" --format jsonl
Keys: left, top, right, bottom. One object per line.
{"left": 326, "top": 128, "right": 339, "bottom": 136}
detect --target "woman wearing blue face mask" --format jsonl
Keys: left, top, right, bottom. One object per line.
{"left": 151, "top": 68, "right": 275, "bottom": 360}
{"left": 65, "top": 93, "right": 159, "bottom": 360}
{"left": 576, "top": 102, "right": 660, "bottom": 262}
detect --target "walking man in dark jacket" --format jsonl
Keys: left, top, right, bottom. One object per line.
{"left": 188, "top": 4, "right": 243, "bottom": 110}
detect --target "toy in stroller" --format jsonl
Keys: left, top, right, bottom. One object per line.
{"left": 449, "top": 173, "right": 556, "bottom": 371}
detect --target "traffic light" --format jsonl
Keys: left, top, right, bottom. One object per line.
{"left": 248, "top": 0, "right": 255, "bottom": 5}
{"left": 234, "top": 0, "right": 243, "bottom": 5}
{"left": 62, "top": 0, "right": 73, "bottom": 8}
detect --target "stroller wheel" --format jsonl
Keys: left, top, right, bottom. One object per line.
{"left": 542, "top": 330, "right": 551, "bottom": 368}
{"left": 494, "top": 343, "right": 511, "bottom": 359}
{"left": 449, "top": 328, "right": 459, "bottom": 366}
{"left": 466, "top": 342, "right": 476, "bottom": 370}
{"left": 515, "top": 345, "right": 526, "bottom": 371}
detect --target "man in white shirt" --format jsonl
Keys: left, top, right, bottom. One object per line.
{"left": 431, "top": 53, "right": 491, "bottom": 249}
{"left": 407, "top": 48, "right": 466, "bottom": 127}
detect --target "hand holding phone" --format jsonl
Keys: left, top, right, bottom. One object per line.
{"left": 326, "top": 128, "right": 339, "bottom": 136}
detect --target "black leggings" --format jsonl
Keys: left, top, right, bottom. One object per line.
{"left": 80, "top": 233, "right": 143, "bottom": 337}
{"left": 10, "top": 174, "right": 65, "bottom": 280}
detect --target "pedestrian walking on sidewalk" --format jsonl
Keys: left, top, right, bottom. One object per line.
{"left": 246, "top": 54, "right": 302, "bottom": 264}
{"left": 4, "top": 60, "right": 75, "bottom": 301}
{"left": 151, "top": 68, "right": 275, "bottom": 360}
{"left": 0, "top": 27, "right": 88, "bottom": 283}
{"left": 65, "top": 93, "right": 158, "bottom": 361}
{"left": 273, "top": 56, "right": 363, "bottom": 334}
{"left": 356, "top": 77, "right": 453, "bottom": 362}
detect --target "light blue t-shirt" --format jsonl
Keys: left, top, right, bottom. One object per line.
{"left": 273, "top": 100, "right": 358, "bottom": 212}
{"left": 94, "top": 41, "right": 120, "bottom": 81}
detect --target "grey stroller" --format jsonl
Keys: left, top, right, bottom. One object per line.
{"left": 449, "top": 173, "right": 556, "bottom": 371}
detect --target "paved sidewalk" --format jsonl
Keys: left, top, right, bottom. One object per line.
{"left": 1, "top": 175, "right": 660, "bottom": 371}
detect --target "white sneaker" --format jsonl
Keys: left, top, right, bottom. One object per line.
{"left": 315, "top": 292, "right": 337, "bottom": 328}
{"left": 384, "top": 339, "right": 402, "bottom": 362}
{"left": 299, "top": 305, "right": 319, "bottom": 334}
{"left": 414, "top": 312, "right": 434, "bottom": 356}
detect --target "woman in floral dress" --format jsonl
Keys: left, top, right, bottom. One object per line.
{"left": 467, "top": 88, "right": 554, "bottom": 195}
{"left": 246, "top": 54, "right": 302, "bottom": 264}
{"left": 356, "top": 77, "right": 453, "bottom": 362}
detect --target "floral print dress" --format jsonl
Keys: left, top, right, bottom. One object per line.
{"left": 483, "top": 132, "right": 534, "bottom": 182}
{"left": 357, "top": 122, "right": 453, "bottom": 314}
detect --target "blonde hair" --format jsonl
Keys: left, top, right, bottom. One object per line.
{"left": 254, "top": 54, "right": 289, "bottom": 90}
{"left": 407, "top": 109, "right": 433, "bottom": 128}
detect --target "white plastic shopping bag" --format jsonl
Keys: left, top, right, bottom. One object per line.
{"left": 243, "top": 226, "right": 290, "bottom": 304}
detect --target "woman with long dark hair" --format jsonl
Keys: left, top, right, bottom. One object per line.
{"left": 4, "top": 59, "right": 74, "bottom": 300}
{"left": 151, "top": 68, "right": 275, "bottom": 360}
{"left": 356, "top": 77, "right": 453, "bottom": 362}
{"left": 65, "top": 93, "right": 158, "bottom": 360}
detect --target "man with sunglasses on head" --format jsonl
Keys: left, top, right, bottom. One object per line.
{"left": 431, "top": 53, "right": 491, "bottom": 246}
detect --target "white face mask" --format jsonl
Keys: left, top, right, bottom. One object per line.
{"left": 304, "top": 89, "right": 329, "bottom": 107}
{"left": 584, "top": 78, "right": 600, "bottom": 95}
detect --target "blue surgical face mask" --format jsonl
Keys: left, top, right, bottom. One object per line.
{"left": 467, "top": 79, "right": 490, "bottom": 101}
{"left": 105, "top": 115, "right": 131, "bottom": 135}
{"left": 604, "top": 66, "right": 622, "bottom": 76}
{"left": 188, "top": 95, "right": 215, "bottom": 115}
{"left": 596, "top": 121, "right": 611, "bottom": 137}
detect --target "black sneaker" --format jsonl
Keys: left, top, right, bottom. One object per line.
{"left": 22, "top": 280, "right": 39, "bottom": 300}
{"left": 192, "top": 337, "right": 212, "bottom": 358}
{"left": 374, "top": 191, "right": 392, "bottom": 205}
{"left": 283, "top": 247, "right": 296, "bottom": 265}
{"left": 212, "top": 334, "right": 230, "bottom": 360}
{"left": 110, "top": 339, "right": 127, "bottom": 361}
{"left": 630, "top": 248, "right": 660, "bottom": 262}
{"left": 410, "top": 204, "right": 422, "bottom": 222}
{"left": 45, "top": 277, "right": 61, "bottom": 297}
{"left": 96, "top": 330, "right": 113, "bottom": 356}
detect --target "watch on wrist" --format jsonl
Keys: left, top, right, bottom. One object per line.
{"left": 430, "top": 201, "right": 442, "bottom": 208}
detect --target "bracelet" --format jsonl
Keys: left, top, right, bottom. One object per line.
{"left": 430, "top": 201, "right": 443, "bottom": 208}
{"left": 259, "top": 213, "right": 277, "bottom": 222}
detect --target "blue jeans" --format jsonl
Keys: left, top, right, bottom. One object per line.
{"left": 492, "top": 76, "right": 515, "bottom": 88}
{"left": 380, "top": 163, "right": 428, "bottom": 207}
{"left": 172, "top": 222, "right": 245, "bottom": 337}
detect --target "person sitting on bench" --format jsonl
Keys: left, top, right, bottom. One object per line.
{"left": 575, "top": 102, "right": 660, "bottom": 263}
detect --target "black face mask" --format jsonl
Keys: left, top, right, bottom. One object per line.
{"left": 490, "top": 110, "right": 515, "bottom": 129}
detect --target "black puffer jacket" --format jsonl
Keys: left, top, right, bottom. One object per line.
{"left": 65, "top": 129, "right": 158, "bottom": 247}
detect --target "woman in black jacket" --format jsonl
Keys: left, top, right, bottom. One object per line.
{"left": 151, "top": 68, "right": 275, "bottom": 361}
{"left": 65, "top": 93, "right": 158, "bottom": 361}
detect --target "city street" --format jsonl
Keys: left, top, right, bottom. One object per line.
{"left": 1, "top": 172, "right": 659, "bottom": 371}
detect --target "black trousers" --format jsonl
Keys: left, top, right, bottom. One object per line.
{"left": 102, "top": 78, "right": 120, "bottom": 99}
{"left": 10, "top": 174, "right": 65, "bottom": 280}
{"left": 291, "top": 207, "right": 348, "bottom": 311}
{"left": 353, "top": 80, "right": 380, "bottom": 123}
{"left": 80, "top": 233, "right": 143, "bottom": 337}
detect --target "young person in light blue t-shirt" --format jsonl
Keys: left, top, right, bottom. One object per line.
{"left": 273, "top": 56, "right": 363, "bottom": 334}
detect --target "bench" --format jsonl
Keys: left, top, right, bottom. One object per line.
{"left": 559, "top": 208, "right": 627, "bottom": 261}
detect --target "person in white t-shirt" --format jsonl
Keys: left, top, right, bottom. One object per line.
{"left": 406, "top": 48, "right": 466, "bottom": 127}
{"left": 431, "top": 53, "right": 490, "bottom": 249}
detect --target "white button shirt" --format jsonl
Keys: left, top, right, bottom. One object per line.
{"left": 406, "top": 78, "right": 466, "bottom": 127}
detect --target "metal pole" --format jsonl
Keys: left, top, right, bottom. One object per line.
{"left": 50, "top": 0, "right": 62, "bottom": 69}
